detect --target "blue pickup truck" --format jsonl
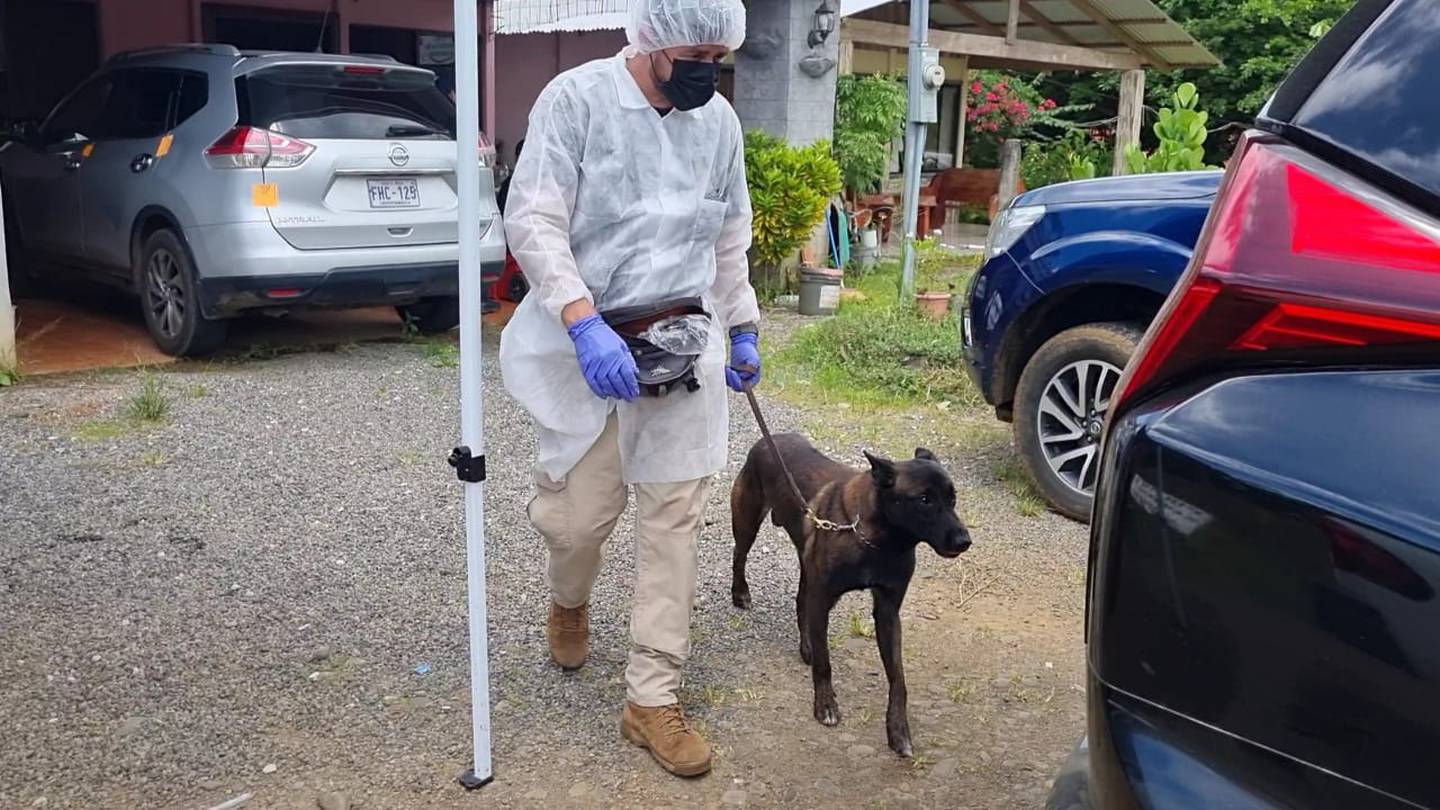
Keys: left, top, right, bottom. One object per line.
{"left": 960, "top": 170, "right": 1223, "bottom": 521}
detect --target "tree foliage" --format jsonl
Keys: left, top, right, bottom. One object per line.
{"left": 833, "top": 74, "right": 908, "bottom": 197}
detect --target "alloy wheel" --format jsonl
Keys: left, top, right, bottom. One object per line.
{"left": 1035, "top": 359, "right": 1122, "bottom": 497}
{"left": 145, "top": 248, "right": 186, "bottom": 340}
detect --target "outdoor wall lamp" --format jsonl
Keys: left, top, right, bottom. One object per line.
{"left": 808, "top": 0, "right": 837, "bottom": 48}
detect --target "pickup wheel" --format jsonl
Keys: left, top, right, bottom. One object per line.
{"left": 1013, "top": 322, "right": 1143, "bottom": 523}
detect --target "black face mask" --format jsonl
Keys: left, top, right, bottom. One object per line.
{"left": 655, "top": 54, "right": 719, "bottom": 112}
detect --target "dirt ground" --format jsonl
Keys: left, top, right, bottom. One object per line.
{"left": 1, "top": 314, "right": 1088, "bottom": 810}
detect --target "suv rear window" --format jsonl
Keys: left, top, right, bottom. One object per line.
{"left": 237, "top": 65, "right": 455, "bottom": 140}
{"left": 1292, "top": 0, "right": 1440, "bottom": 203}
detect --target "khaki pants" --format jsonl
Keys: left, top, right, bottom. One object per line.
{"left": 528, "top": 413, "right": 711, "bottom": 707}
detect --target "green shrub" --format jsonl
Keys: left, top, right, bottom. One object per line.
{"left": 775, "top": 262, "right": 983, "bottom": 406}
{"left": 745, "top": 130, "right": 842, "bottom": 289}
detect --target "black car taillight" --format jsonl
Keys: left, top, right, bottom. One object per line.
{"left": 1111, "top": 133, "right": 1440, "bottom": 415}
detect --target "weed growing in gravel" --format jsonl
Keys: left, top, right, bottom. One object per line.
{"left": 857, "top": 706, "right": 873, "bottom": 726}
{"left": 421, "top": 339, "right": 459, "bottom": 368}
{"left": 946, "top": 679, "right": 979, "bottom": 703}
{"left": 728, "top": 614, "right": 747, "bottom": 631}
{"left": 140, "top": 450, "right": 169, "bottom": 467}
{"left": 828, "top": 633, "right": 845, "bottom": 652}
{"left": 0, "top": 359, "right": 21, "bottom": 387}
{"left": 734, "top": 686, "right": 763, "bottom": 703}
{"left": 993, "top": 458, "right": 1048, "bottom": 518}
{"left": 847, "top": 611, "right": 875, "bottom": 639}
{"left": 184, "top": 383, "right": 210, "bottom": 399}
{"left": 910, "top": 752, "right": 937, "bottom": 773}
{"left": 397, "top": 450, "right": 426, "bottom": 466}
{"left": 700, "top": 685, "right": 729, "bottom": 707}
{"left": 74, "top": 420, "right": 133, "bottom": 442}
{"left": 126, "top": 375, "right": 170, "bottom": 422}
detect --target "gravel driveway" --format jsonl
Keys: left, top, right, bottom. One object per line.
{"left": 0, "top": 327, "right": 1088, "bottom": 809}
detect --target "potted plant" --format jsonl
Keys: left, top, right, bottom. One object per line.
{"left": 913, "top": 239, "right": 954, "bottom": 320}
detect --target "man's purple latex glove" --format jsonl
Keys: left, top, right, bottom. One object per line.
{"left": 567, "top": 314, "right": 639, "bottom": 401}
{"left": 726, "top": 332, "right": 761, "bottom": 392}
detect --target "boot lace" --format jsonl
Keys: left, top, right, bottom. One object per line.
{"left": 657, "top": 705, "right": 693, "bottom": 738}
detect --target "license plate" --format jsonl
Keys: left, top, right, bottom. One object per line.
{"left": 367, "top": 178, "right": 420, "bottom": 209}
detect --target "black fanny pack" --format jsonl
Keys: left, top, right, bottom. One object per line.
{"left": 601, "top": 298, "right": 711, "bottom": 397}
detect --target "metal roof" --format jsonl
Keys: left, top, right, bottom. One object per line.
{"left": 494, "top": 0, "right": 627, "bottom": 35}
{"left": 842, "top": 0, "right": 1219, "bottom": 69}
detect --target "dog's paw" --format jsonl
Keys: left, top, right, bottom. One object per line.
{"left": 889, "top": 737, "right": 913, "bottom": 758}
{"left": 814, "top": 696, "right": 841, "bottom": 726}
{"left": 731, "top": 589, "right": 752, "bottom": 610}
{"left": 799, "top": 643, "right": 812, "bottom": 665}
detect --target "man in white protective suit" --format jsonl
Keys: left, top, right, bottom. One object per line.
{"left": 499, "top": 0, "right": 761, "bottom": 778}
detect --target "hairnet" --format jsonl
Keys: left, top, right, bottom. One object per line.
{"left": 626, "top": 0, "right": 746, "bottom": 54}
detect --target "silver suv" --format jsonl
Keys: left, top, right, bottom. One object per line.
{"left": 0, "top": 44, "right": 505, "bottom": 356}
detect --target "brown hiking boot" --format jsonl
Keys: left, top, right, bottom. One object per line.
{"left": 547, "top": 602, "right": 588, "bottom": 670}
{"left": 620, "top": 701, "right": 712, "bottom": 777}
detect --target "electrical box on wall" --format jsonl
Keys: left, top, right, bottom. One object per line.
{"left": 908, "top": 46, "right": 945, "bottom": 123}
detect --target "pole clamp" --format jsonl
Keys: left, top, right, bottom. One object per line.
{"left": 448, "top": 446, "right": 487, "bottom": 483}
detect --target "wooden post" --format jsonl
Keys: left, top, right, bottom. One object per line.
{"left": 1113, "top": 68, "right": 1145, "bottom": 176}
{"left": 1005, "top": 0, "right": 1019, "bottom": 43}
{"left": 952, "top": 56, "right": 969, "bottom": 170}
{"left": 997, "top": 139, "right": 1022, "bottom": 212}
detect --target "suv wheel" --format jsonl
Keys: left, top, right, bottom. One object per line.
{"left": 1013, "top": 322, "right": 1143, "bottom": 523}
{"left": 396, "top": 297, "right": 460, "bottom": 334}
{"left": 138, "top": 229, "right": 228, "bottom": 357}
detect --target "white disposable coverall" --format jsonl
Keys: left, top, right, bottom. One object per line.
{"left": 499, "top": 54, "right": 758, "bottom": 484}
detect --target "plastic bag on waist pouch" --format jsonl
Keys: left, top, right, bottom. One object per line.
{"left": 640, "top": 314, "right": 711, "bottom": 356}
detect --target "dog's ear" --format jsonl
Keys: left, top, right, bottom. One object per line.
{"left": 864, "top": 451, "right": 897, "bottom": 488}
{"left": 914, "top": 447, "right": 938, "bottom": 461}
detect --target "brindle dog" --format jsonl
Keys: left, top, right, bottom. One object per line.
{"left": 729, "top": 433, "right": 972, "bottom": 757}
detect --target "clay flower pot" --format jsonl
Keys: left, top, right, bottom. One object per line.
{"left": 915, "top": 292, "right": 952, "bottom": 321}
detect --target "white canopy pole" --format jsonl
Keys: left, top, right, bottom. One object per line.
{"left": 451, "top": 0, "right": 494, "bottom": 790}
{"left": 898, "top": 0, "right": 931, "bottom": 297}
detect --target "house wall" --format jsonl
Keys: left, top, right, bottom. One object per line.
{"left": 492, "top": 30, "right": 626, "bottom": 158}
{"left": 98, "top": 0, "right": 456, "bottom": 56}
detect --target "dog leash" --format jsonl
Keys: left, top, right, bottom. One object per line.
{"left": 739, "top": 377, "right": 868, "bottom": 543}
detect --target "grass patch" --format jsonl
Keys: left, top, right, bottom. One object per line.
{"left": 994, "top": 457, "right": 1049, "bottom": 518}
{"left": 184, "top": 383, "right": 211, "bottom": 399}
{"left": 770, "top": 258, "right": 982, "bottom": 408}
{"left": 74, "top": 420, "right": 135, "bottom": 442}
{"left": 420, "top": 338, "right": 459, "bottom": 368}
{"left": 126, "top": 374, "right": 170, "bottom": 422}
{"left": 728, "top": 614, "right": 747, "bottom": 632}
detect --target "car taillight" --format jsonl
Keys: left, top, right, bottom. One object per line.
{"left": 1111, "top": 133, "right": 1440, "bottom": 414}
{"left": 204, "top": 126, "right": 315, "bottom": 169}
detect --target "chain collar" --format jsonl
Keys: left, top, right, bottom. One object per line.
{"left": 806, "top": 505, "right": 873, "bottom": 548}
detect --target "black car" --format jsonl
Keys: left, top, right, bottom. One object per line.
{"left": 1049, "top": 1, "right": 1440, "bottom": 807}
